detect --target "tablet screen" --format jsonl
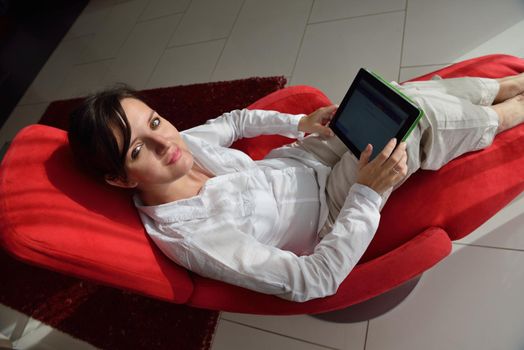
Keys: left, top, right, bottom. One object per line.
{"left": 331, "top": 69, "right": 422, "bottom": 160}
{"left": 336, "top": 79, "right": 410, "bottom": 158}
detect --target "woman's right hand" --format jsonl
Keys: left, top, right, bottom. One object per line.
{"left": 356, "top": 138, "right": 408, "bottom": 195}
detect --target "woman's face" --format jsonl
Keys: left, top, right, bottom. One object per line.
{"left": 109, "top": 97, "right": 193, "bottom": 189}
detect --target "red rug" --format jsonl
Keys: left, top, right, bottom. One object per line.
{"left": 0, "top": 76, "right": 287, "bottom": 349}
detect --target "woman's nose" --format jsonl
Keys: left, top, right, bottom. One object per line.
{"left": 151, "top": 134, "right": 171, "bottom": 155}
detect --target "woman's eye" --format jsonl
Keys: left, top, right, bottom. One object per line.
{"left": 130, "top": 116, "right": 159, "bottom": 160}
{"left": 150, "top": 117, "right": 160, "bottom": 129}
{"left": 131, "top": 144, "right": 142, "bottom": 159}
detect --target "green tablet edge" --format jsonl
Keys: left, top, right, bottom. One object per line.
{"left": 367, "top": 70, "right": 425, "bottom": 142}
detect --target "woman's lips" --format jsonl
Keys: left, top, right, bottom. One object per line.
{"left": 168, "top": 148, "right": 182, "bottom": 164}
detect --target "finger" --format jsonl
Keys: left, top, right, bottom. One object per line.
{"left": 323, "top": 126, "right": 335, "bottom": 137}
{"left": 374, "top": 138, "right": 397, "bottom": 166}
{"left": 321, "top": 115, "right": 332, "bottom": 125}
{"left": 358, "top": 144, "right": 372, "bottom": 169}
{"left": 392, "top": 153, "right": 405, "bottom": 171}
{"left": 394, "top": 141, "right": 407, "bottom": 156}
{"left": 386, "top": 141, "right": 407, "bottom": 168}
{"left": 399, "top": 151, "right": 409, "bottom": 173}
{"left": 329, "top": 105, "right": 338, "bottom": 116}
{"left": 320, "top": 105, "right": 337, "bottom": 118}
{"left": 318, "top": 126, "right": 334, "bottom": 138}
{"left": 325, "top": 104, "right": 338, "bottom": 112}
{"left": 392, "top": 151, "right": 408, "bottom": 175}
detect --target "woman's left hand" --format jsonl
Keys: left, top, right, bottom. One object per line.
{"left": 298, "top": 105, "right": 338, "bottom": 138}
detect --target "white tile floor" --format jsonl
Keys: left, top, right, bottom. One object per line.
{"left": 1, "top": 0, "right": 524, "bottom": 349}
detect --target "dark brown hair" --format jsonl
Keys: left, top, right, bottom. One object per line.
{"left": 68, "top": 84, "right": 143, "bottom": 182}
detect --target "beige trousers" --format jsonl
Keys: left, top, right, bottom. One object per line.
{"left": 287, "top": 77, "right": 501, "bottom": 238}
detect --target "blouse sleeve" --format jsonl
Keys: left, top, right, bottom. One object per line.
{"left": 182, "top": 109, "right": 306, "bottom": 148}
{"left": 155, "top": 183, "right": 381, "bottom": 302}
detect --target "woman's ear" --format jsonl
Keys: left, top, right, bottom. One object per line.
{"left": 104, "top": 174, "right": 138, "bottom": 188}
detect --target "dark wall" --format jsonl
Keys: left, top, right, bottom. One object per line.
{"left": 0, "top": 0, "right": 88, "bottom": 129}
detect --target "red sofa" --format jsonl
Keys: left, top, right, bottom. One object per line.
{"left": 1, "top": 54, "right": 523, "bottom": 316}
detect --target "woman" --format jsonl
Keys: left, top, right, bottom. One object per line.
{"left": 68, "top": 74, "right": 524, "bottom": 302}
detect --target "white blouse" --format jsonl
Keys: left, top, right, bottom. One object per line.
{"left": 135, "top": 109, "right": 382, "bottom": 302}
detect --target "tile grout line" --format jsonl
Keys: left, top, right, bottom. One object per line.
{"left": 401, "top": 62, "right": 452, "bottom": 68}
{"left": 136, "top": 0, "right": 153, "bottom": 23}
{"left": 452, "top": 242, "right": 524, "bottom": 253}
{"left": 209, "top": 0, "right": 246, "bottom": 80}
{"left": 136, "top": 10, "right": 188, "bottom": 24}
{"left": 163, "top": 0, "right": 193, "bottom": 48}
{"left": 288, "top": 0, "right": 315, "bottom": 84}
{"left": 183, "top": 0, "right": 193, "bottom": 13}
{"left": 97, "top": 0, "right": 153, "bottom": 88}
{"left": 143, "top": 3, "right": 190, "bottom": 88}
{"left": 219, "top": 318, "right": 340, "bottom": 350}
{"left": 75, "top": 1, "right": 139, "bottom": 68}
{"left": 307, "top": 9, "right": 405, "bottom": 26}
{"left": 168, "top": 37, "right": 230, "bottom": 50}
{"left": 73, "top": 57, "right": 115, "bottom": 67}
{"left": 363, "top": 320, "right": 370, "bottom": 350}
{"left": 397, "top": 0, "right": 408, "bottom": 82}
{"left": 60, "top": 0, "right": 102, "bottom": 43}
{"left": 60, "top": 0, "right": 146, "bottom": 97}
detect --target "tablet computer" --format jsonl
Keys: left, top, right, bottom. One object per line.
{"left": 330, "top": 68, "right": 424, "bottom": 160}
